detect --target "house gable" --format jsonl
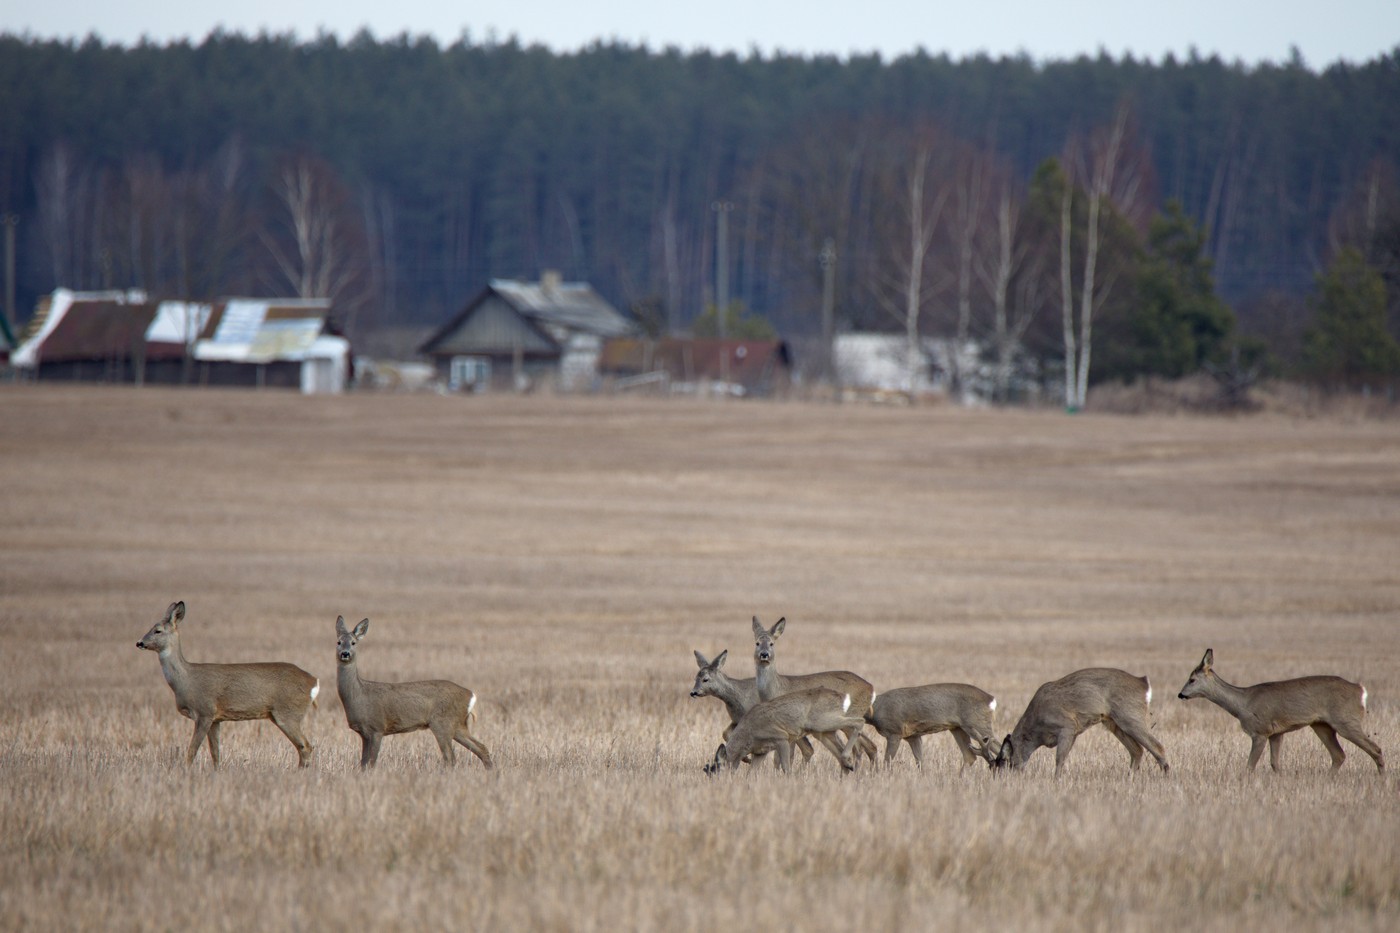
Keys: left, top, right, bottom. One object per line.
{"left": 422, "top": 293, "right": 558, "bottom": 357}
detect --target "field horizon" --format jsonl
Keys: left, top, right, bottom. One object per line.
{"left": 1, "top": 385, "right": 1397, "bottom": 931}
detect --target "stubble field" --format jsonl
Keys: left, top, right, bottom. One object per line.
{"left": 1, "top": 385, "right": 1398, "bottom": 931}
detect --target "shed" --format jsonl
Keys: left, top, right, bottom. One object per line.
{"left": 419, "top": 272, "right": 635, "bottom": 391}
{"left": 598, "top": 338, "right": 792, "bottom": 397}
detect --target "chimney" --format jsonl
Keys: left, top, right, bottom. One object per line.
{"left": 540, "top": 269, "right": 562, "bottom": 296}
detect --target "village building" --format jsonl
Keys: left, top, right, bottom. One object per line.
{"left": 419, "top": 272, "right": 636, "bottom": 392}
{"left": 598, "top": 337, "right": 793, "bottom": 397}
{"left": 9, "top": 289, "right": 350, "bottom": 393}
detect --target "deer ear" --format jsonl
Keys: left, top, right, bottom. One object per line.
{"left": 167, "top": 601, "right": 186, "bottom": 626}
{"left": 751, "top": 616, "right": 765, "bottom": 639}
{"left": 995, "top": 735, "right": 1013, "bottom": 766}
{"left": 714, "top": 649, "right": 728, "bottom": 670}
{"left": 336, "top": 616, "right": 348, "bottom": 636}
{"left": 353, "top": 618, "right": 370, "bottom": 639}
{"left": 694, "top": 650, "right": 710, "bottom": 669}
{"left": 771, "top": 617, "right": 786, "bottom": 638}
{"left": 1201, "top": 648, "right": 1214, "bottom": 670}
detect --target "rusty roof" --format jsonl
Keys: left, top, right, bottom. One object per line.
{"left": 28, "top": 300, "right": 183, "bottom": 362}
{"left": 600, "top": 338, "right": 791, "bottom": 388}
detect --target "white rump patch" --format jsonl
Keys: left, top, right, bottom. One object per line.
{"left": 1145, "top": 680, "right": 1153, "bottom": 705}
{"left": 989, "top": 697, "right": 997, "bottom": 711}
{"left": 310, "top": 681, "right": 320, "bottom": 703}
{"left": 870, "top": 691, "right": 878, "bottom": 707}
{"left": 1361, "top": 684, "right": 1368, "bottom": 710}
{"left": 841, "top": 694, "right": 851, "bottom": 713}
{"left": 469, "top": 694, "right": 477, "bottom": 714}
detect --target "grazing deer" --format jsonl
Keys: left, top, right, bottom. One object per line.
{"left": 1178, "top": 648, "right": 1385, "bottom": 773}
{"left": 992, "top": 667, "right": 1170, "bottom": 776}
{"left": 335, "top": 617, "right": 493, "bottom": 769}
{"left": 691, "top": 649, "right": 815, "bottom": 766}
{"left": 706, "top": 688, "right": 867, "bottom": 774}
{"left": 868, "top": 683, "right": 1001, "bottom": 768}
{"left": 751, "top": 616, "right": 878, "bottom": 765}
{"left": 136, "top": 600, "right": 318, "bottom": 768}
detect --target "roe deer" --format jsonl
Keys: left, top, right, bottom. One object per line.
{"left": 335, "top": 617, "right": 493, "bottom": 769}
{"left": 992, "top": 667, "right": 1169, "bottom": 776}
{"left": 751, "top": 616, "right": 878, "bottom": 765}
{"left": 868, "top": 683, "right": 1001, "bottom": 768}
{"left": 690, "top": 649, "right": 814, "bottom": 766}
{"left": 1178, "top": 648, "right": 1385, "bottom": 773}
{"left": 136, "top": 600, "right": 318, "bottom": 768}
{"left": 706, "top": 688, "right": 867, "bottom": 774}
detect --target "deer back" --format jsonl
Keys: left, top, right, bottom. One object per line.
{"left": 1015, "top": 668, "right": 1151, "bottom": 739}
{"left": 186, "top": 661, "right": 318, "bottom": 720}
{"left": 1242, "top": 675, "right": 1368, "bottom": 729}
{"left": 727, "top": 687, "right": 854, "bottom": 761}
{"left": 871, "top": 683, "right": 996, "bottom": 736}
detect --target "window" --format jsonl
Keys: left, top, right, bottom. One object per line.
{"left": 449, "top": 355, "right": 491, "bottom": 391}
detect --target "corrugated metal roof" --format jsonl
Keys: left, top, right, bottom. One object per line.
{"left": 489, "top": 279, "right": 635, "bottom": 338}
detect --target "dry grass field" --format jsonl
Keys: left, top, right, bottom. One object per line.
{"left": 1, "top": 384, "right": 1398, "bottom": 931}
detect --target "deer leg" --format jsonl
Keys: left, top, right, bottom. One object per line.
{"left": 187, "top": 716, "right": 214, "bottom": 766}
{"left": 1124, "top": 724, "right": 1170, "bottom": 774}
{"left": 1333, "top": 722, "right": 1385, "bottom": 771}
{"left": 1246, "top": 734, "right": 1268, "bottom": 771}
{"left": 879, "top": 732, "right": 900, "bottom": 767}
{"left": 813, "top": 730, "right": 848, "bottom": 766}
{"left": 1105, "top": 721, "right": 1144, "bottom": 770}
{"left": 795, "top": 736, "right": 816, "bottom": 762}
{"left": 857, "top": 731, "right": 878, "bottom": 763}
{"left": 432, "top": 725, "right": 457, "bottom": 765}
{"left": 907, "top": 734, "right": 926, "bottom": 768}
{"left": 360, "top": 732, "right": 383, "bottom": 768}
{"left": 775, "top": 739, "right": 794, "bottom": 773}
{"left": 1052, "top": 730, "right": 1079, "bottom": 777}
{"left": 454, "top": 727, "right": 495, "bottom": 769}
{"left": 950, "top": 728, "right": 979, "bottom": 768}
{"left": 206, "top": 721, "right": 222, "bottom": 768}
{"left": 270, "top": 711, "right": 314, "bottom": 768}
{"left": 1268, "top": 734, "right": 1285, "bottom": 772}
{"left": 1310, "top": 723, "right": 1346, "bottom": 769}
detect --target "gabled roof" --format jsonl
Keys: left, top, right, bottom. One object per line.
{"left": 11, "top": 289, "right": 159, "bottom": 366}
{"left": 420, "top": 274, "right": 634, "bottom": 356}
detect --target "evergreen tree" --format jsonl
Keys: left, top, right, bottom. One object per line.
{"left": 1301, "top": 247, "right": 1400, "bottom": 387}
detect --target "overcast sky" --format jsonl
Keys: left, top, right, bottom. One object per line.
{"left": 4, "top": 1, "right": 1398, "bottom": 68}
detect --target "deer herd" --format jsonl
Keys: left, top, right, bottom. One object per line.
{"left": 136, "top": 602, "right": 1386, "bottom": 778}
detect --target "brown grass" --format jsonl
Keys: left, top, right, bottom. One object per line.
{"left": 1, "top": 385, "right": 1398, "bottom": 931}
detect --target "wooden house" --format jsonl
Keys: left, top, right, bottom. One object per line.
{"left": 419, "top": 272, "right": 635, "bottom": 392}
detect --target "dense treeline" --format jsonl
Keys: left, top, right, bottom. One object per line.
{"left": 2, "top": 31, "right": 1398, "bottom": 390}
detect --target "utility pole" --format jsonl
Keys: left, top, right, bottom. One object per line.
{"left": 819, "top": 237, "right": 836, "bottom": 384}
{"left": 2, "top": 214, "right": 17, "bottom": 346}
{"left": 711, "top": 201, "right": 733, "bottom": 339}
{"left": 712, "top": 200, "right": 733, "bottom": 390}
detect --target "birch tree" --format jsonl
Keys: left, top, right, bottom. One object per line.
{"left": 1060, "top": 104, "right": 1153, "bottom": 410}
{"left": 869, "top": 125, "right": 950, "bottom": 393}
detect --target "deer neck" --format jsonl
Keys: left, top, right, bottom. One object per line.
{"left": 1199, "top": 673, "right": 1253, "bottom": 720}
{"left": 710, "top": 673, "right": 750, "bottom": 723}
{"left": 754, "top": 660, "right": 782, "bottom": 700}
{"left": 337, "top": 658, "right": 365, "bottom": 708}
{"left": 156, "top": 636, "right": 191, "bottom": 693}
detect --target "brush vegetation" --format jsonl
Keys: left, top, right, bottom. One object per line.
{"left": 1, "top": 386, "right": 1398, "bottom": 930}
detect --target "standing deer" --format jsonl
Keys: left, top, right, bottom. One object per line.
{"left": 690, "top": 649, "right": 814, "bottom": 766}
{"left": 1178, "top": 648, "right": 1385, "bottom": 773}
{"left": 335, "top": 617, "right": 493, "bottom": 769}
{"left": 868, "top": 683, "right": 1001, "bottom": 768}
{"left": 135, "top": 600, "right": 318, "bottom": 768}
{"left": 751, "top": 616, "right": 878, "bottom": 765}
{"left": 992, "top": 667, "right": 1170, "bottom": 776}
{"left": 706, "top": 688, "right": 867, "bottom": 774}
